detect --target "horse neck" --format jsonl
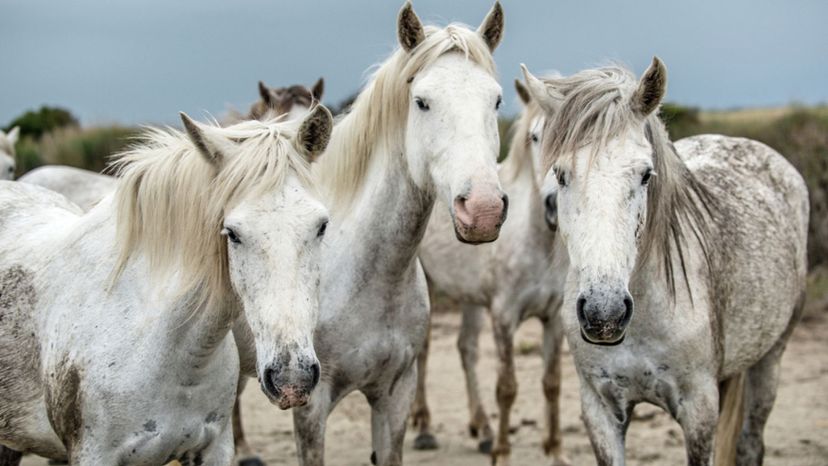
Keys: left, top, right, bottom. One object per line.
{"left": 170, "top": 292, "right": 242, "bottom": 363}
{"left": 336, "top": 143, "right": 434, "bottom": 282}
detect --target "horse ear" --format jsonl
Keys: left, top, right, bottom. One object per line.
{"left": 311, "top": 77, "right": 325, "bottom": 102}
{"left": 478, "top": 1, "right": 504, "bottom": 51}
{"left": 294, "top": 105, "right": 333, "bottom": 162}
{"left": 520, "top": 64, "right": 563, "bottom": 114}
{"left": 180, "top": 112, "right": 224, "bottom": 166}
{"left": 258, "top": 81, "right": 272, "bottom": 105}
{"left": 6, "top": 127, "right": 19, "bottom": 145}
{"left": 632, "top": 56, "right": 667, "bottom": 117}
{"left": 397, "top": 2, "right": 425, "bottom": 52}
{"left": 514, "top": 79, "right": 531, "bottom": 106}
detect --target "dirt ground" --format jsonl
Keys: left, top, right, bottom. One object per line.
{"left": 22, "top": 310, "right": 828, "bottom": 466}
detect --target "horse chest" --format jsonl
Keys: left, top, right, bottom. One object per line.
{"left": 580, "top": 350, "right": 689, "bottom": 422}
{"left": 108, "top": 410, "right": 226, "bottom": 465}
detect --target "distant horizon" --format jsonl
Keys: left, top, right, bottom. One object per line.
{"left": 3, "top": 0, "right": 827, "bottom": 126}
{"left": 6, "top": 101, "right": 828, "bottom": 130}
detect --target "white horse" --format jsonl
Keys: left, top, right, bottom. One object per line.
{"left": 0, "top": 106, "right": 333, "bottom": 465}
{"left": 20, "top": 79, "right": 322, "bottom": 213}
{"left": 0, "top": 127, "right": 19, "bottom": 180}
{"left": 233, "top": 3, "right": 507, "bottom": 466}
{"left": 522, "top": 59, "right": 808, "bottom": 465}
{"left": 19, "top": 166, "right": 117, "bottom": 211}
{"left": 412, "top": 80, "right": 569, "bottom": 466}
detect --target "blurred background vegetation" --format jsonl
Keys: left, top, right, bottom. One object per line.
{"left": 5, "top": 103, "right": 828, "bottom": 314}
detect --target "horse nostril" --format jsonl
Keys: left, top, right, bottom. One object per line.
{"left": 544, "top": 192, "right": 558, "bottom": 230}
{"left": 545, "top": 192, "right": 557, "bottom": 213}
{"left": 309, "top": 362, "right": 320, "bottom": 388}
{"left": 499, "top": 193, "right": 509, "bottom": 222}
{"left": 621, "top": 294, "right": 634, "bottom": 325}
{"left": 263, "top": 366, "right": 280, "bottom": 397}
{"left": 576, "top": 295, "right": 588, "bottom": 326}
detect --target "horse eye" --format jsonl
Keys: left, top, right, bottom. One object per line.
{"left": 317, "top": 221, "right": 328, "bottom": 238}
{"left": 415, "top": 97, "right": 429, "bottom": 111}
{"left": 222, "top": 227, "right": 241, "bottom": 244}
{"left": 530, "top": 133, "right": 539, "bottom": 143}
{"left": 641, "top": 168, "right": 654, "bottom": 186}
{"left": 495, "top": 95, "right": 503, "bottom": 110}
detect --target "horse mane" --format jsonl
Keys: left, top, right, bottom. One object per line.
{"left": 499, "top": 100, "right": 542, "bottom": 185}
{"left": 540, "top": 66, "right": 716, "bottom": 299}
{"left": 314, "top": 23, "right": 496, "bottom": 212}
{"left": 110, "top": 117, "right": 313, "bottom": 309}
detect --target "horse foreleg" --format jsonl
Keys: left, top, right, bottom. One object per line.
{"left": 580, "top": 384, "right": 627, "bottom": 466}
{"left": 232, "top": 377, "right": 265, "bottom": 466}
{"left": 457, "top": 303, "right": 492, "bottom": 453}
{"left": 0, "top": 446, "right": 22, "bottom": 466}
{"left": 293, "top": 394, "right": 330, "bottom": 466}
{"left": 200, "top": 417, "right": 236, "bottom": 466}
{"left": 410, "top": 309, "right": 437, "bottom": 450}
{"left": 491, "top": 316, "right": 517, "bottom": 466}
{"left": 676, "top": 379, "right": 719, "bottom": 466}
{"left": 370, "top": 363, "right": 417, "bottom": 466}
{"left": 541, "top": 315, "right": 569, "bottom": 466}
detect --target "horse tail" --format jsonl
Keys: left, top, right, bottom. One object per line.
{"left": 714, "top": 372, "right": 745, "bottom": 465}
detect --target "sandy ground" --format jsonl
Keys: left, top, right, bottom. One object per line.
{"left": 22, "top": 311, "right": 828, "bottom": 465}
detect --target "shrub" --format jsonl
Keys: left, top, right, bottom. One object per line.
{"left": 36, "top": 126, "right": 140, "bottom": 173}
{"left": 4, "top": 106, "right": 79, "bottom": 140}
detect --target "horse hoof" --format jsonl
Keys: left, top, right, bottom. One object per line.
{"left": 370, "top": 451, "right": 377, "bottom": 465}
{"left": 478, "top": 438, "right": 493, "bottom": 454}
{"left": 413, "top": 432, "right": 439, "bottom": 450}
{"left": 469, "top": 425, "right": 479, "bottom": 438}
{"left": 239, "top": 457, "right": 266, "bottom": 466}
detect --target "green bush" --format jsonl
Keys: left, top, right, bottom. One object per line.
{"left": 37, "top": 126, "right": 140, "bottom": 173}
{"left": 659, "top": 103, "right": 700, "bottom": 138}
{"left": 4, "top": 106, "right": 79, "bottom": 140}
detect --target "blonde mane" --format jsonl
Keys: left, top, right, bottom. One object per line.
{"left": 539, "top": 66, "right": 717, "bottom": 299}
{"left": 315, "top": 23, "right": 496, "bottom": 211}
{"left": 499, "top": 100, "right": 542, "bottom": 185}
{"left": 111, "top": 117, "right": 313, "bottom": 309}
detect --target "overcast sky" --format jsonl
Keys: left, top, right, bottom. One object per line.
{"left": 2, "top": 0, "right": 826, "bottom": 126}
